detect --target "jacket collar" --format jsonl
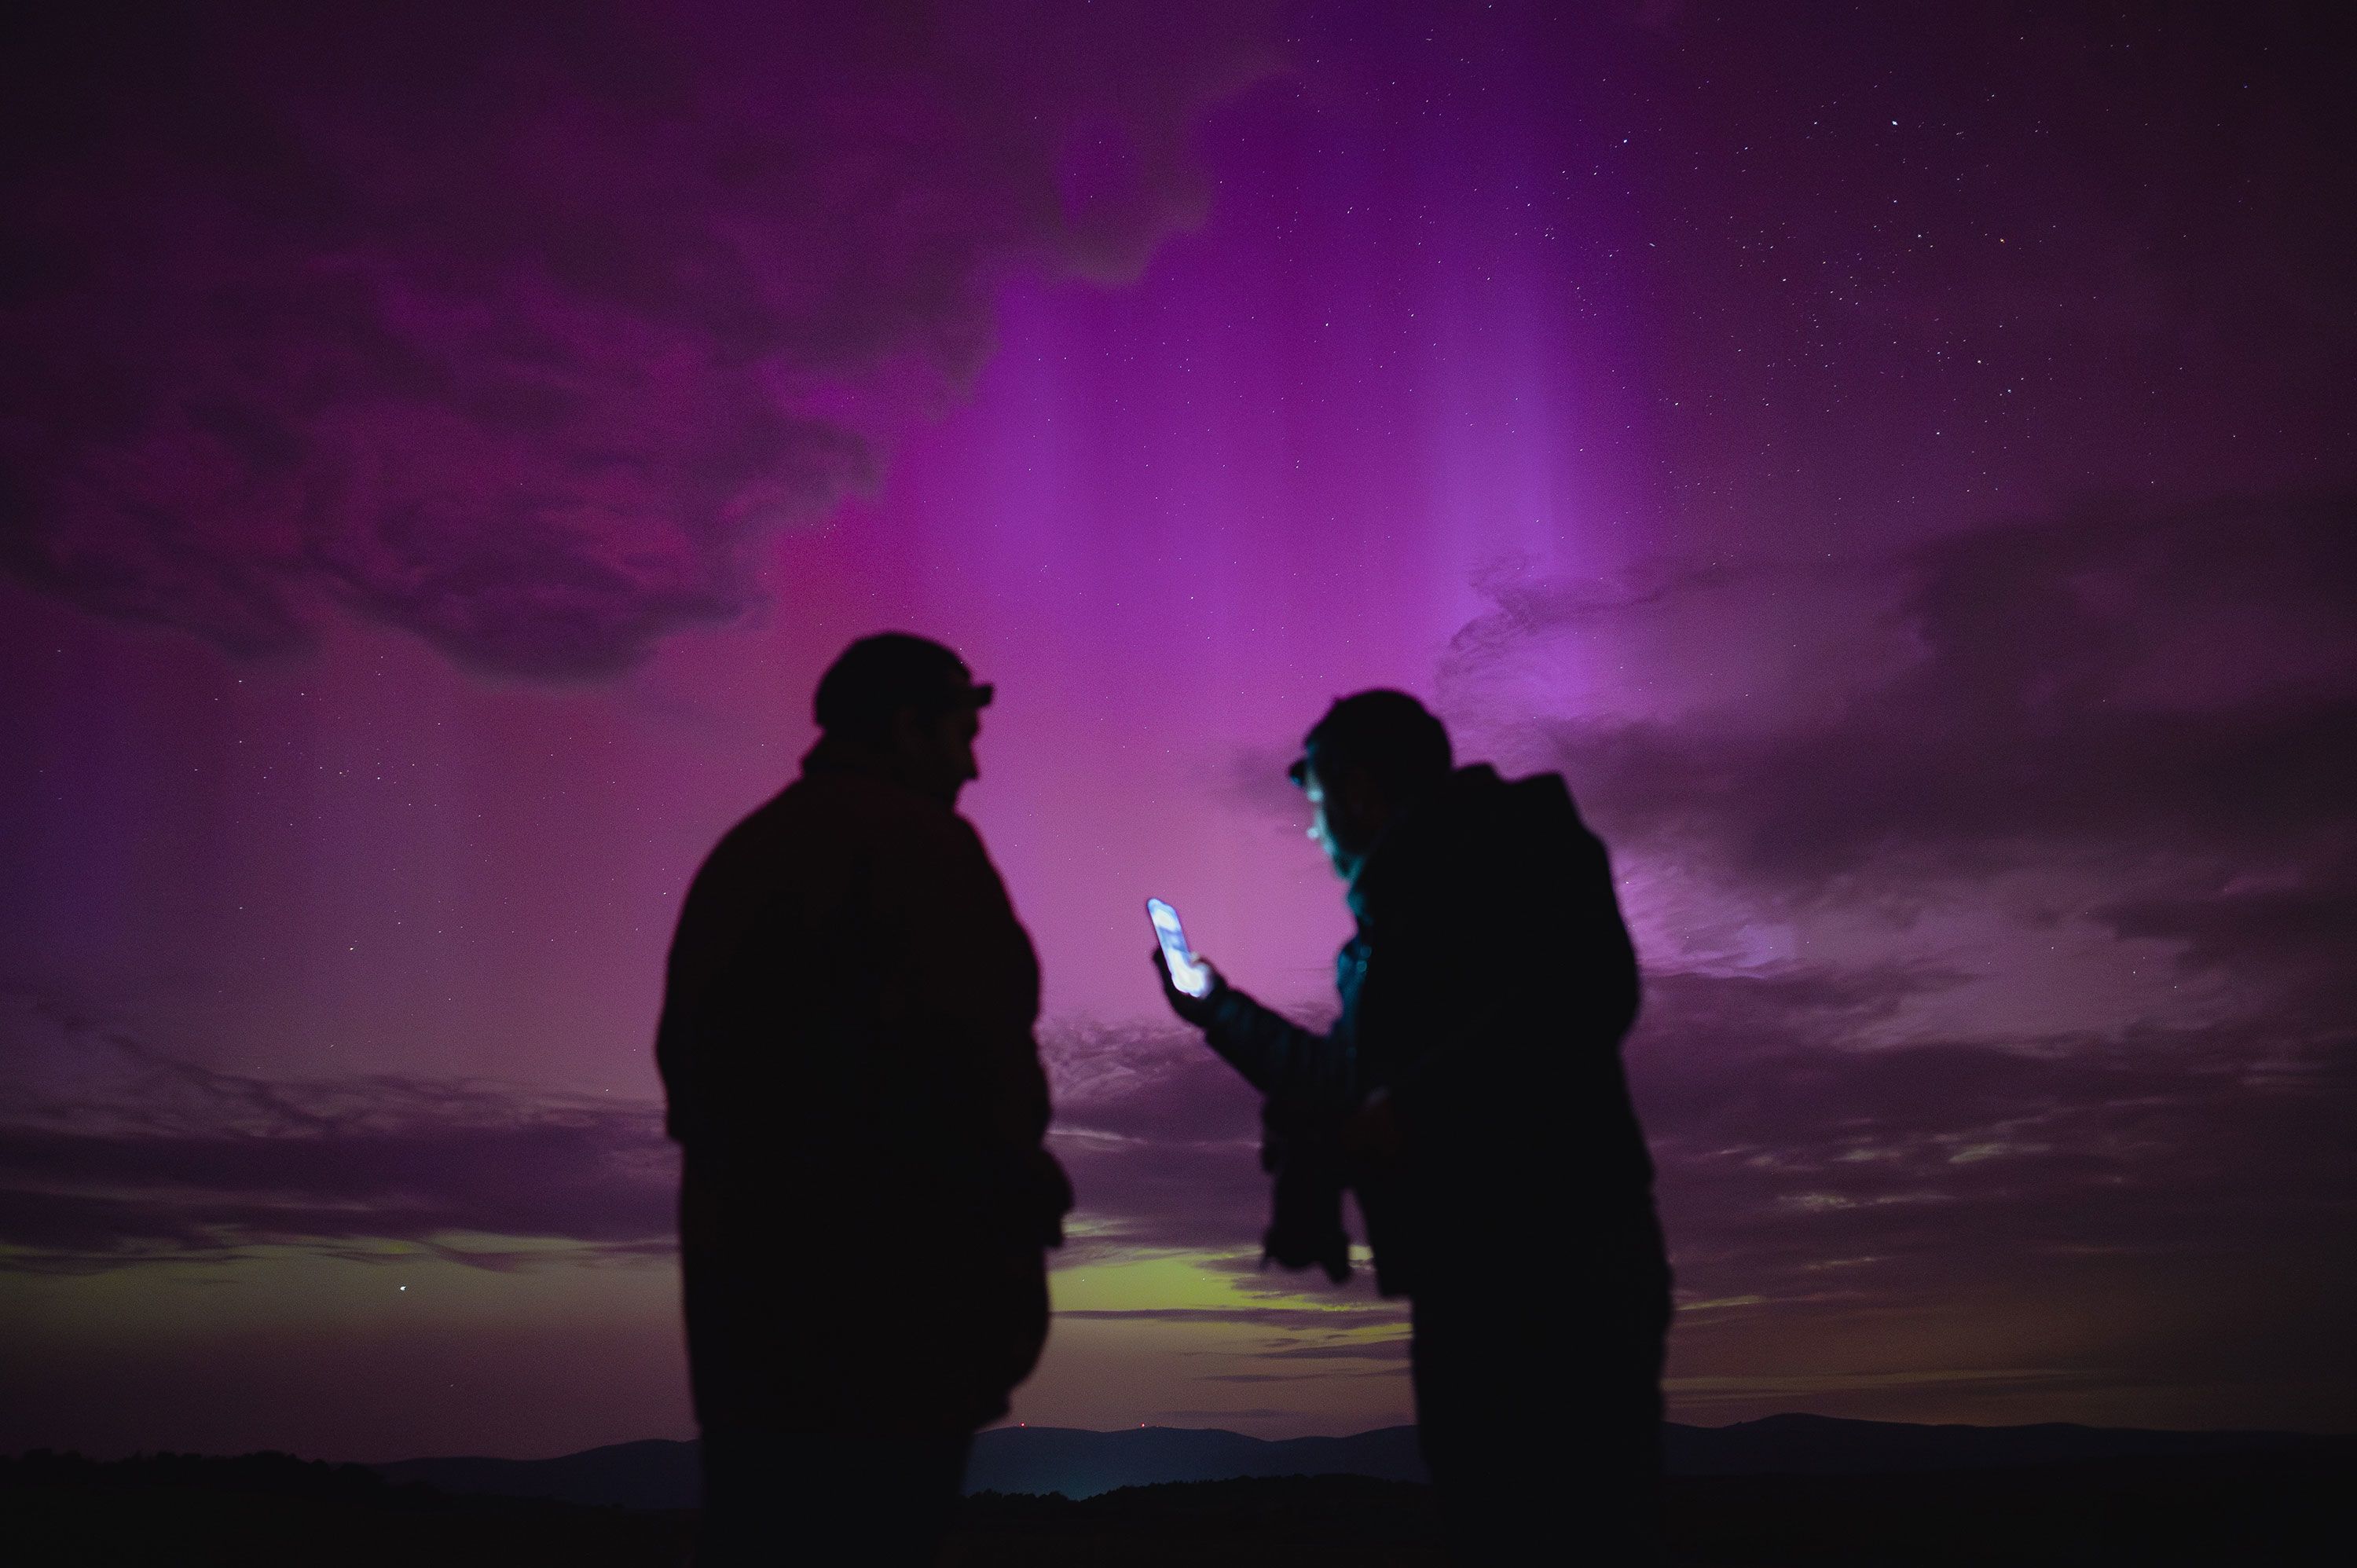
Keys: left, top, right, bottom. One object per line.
{"left": 799, "top": 733, "right": 955, "bottom": 814}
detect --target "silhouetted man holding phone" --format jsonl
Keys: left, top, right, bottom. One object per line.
{"left": 1157, "top": 691, "right": 1670, "bottom": 1563}
{"left": 659, "top": 632, "right": 1069, "bottom": 1566}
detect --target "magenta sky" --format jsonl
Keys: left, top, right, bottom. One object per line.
{"left": 3, "top": 2, "right": 2352, "bottom": 1461}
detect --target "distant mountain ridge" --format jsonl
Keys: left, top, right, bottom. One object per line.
{"left": 1660, "top": 1412, "right": 2320, "bottom": 1475}
{"left": 367, "top": 1414, "right": 2333, "bottom": 1508}
{"left": 964, "top": 1423, "right": 1428, "bottom": 1497}
{"left": 374, "top": 1438, "right": 698, "bottom": 1512}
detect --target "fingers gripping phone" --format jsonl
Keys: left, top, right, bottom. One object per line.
{"left": 1147, "top": 898, "right": 1214, "bottom": 998}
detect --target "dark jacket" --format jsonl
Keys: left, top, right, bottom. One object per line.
{"left": 1204, "top": 764, "right": 1665, "bottom": 1310}
{"left": 655, "top": 738, "right": 1070, "bottom": 1436}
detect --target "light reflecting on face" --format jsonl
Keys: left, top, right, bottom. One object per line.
{"left": 1302, "top": 771, "right": 1349, "bottom": 877}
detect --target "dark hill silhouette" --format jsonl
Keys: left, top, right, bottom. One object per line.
{"left": 367, "top": 1413, "right": 2333, "bottom": 1507}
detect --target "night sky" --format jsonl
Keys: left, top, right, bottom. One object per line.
{"left": 3, "top": 2, "right": 2352, "bottom": 1462}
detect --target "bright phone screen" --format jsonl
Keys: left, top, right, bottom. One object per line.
{"left": 1147, "top": 897, "right": 1212, "bottom": 998}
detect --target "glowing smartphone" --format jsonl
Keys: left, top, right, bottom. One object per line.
{"left": 1146, "top": 897, "right": 1213, "bottom": 998}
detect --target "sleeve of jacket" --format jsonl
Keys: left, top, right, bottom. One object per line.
{"left": 1202, "top": 984, "right": 1357, "bottom": 1110}
{"left": 871, "top": 812, "right": 1070, "bottom": 1244}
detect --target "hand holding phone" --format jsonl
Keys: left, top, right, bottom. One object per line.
{"left": 1147, "top": 897, "right": 1215, "bottom": 1000}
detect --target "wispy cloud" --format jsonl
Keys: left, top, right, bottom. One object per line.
{"left": 1448, "top": 494, "right": 2357, "bottom": 893}
{"left": 1059, "top": 1307, "right": 1405, "bottom": 1328}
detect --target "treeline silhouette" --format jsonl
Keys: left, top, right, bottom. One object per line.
{"left": 9, "top": 1447, "right": 427, "bottom": 1502}
{"left": 5, "top": 1449, "right": 687, "bottom": 1567}
{"left": 10, "top": 1439, "right": 2354, "bottom": 1565}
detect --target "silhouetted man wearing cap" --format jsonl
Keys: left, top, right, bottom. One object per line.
{"left": 1157, "top": 691, "right": 1670, "bottom": 1564}
{"left": 658, "top": 632, "right": 1069, "bottom": 1566}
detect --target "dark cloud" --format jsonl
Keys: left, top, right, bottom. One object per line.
{"left": 0, "top": 999, "right": 675, "bottom": 1272}
{"left": 0, "top": 1, "right": 1274, "bottom": 676}
{"left": 1193, "top": 1370, "right": 1405, "bottom": 1383}
{"left": 2, "top": 1004, "right": 1284, "bottom": 1277}
{"left": 1450, "top": 494, "right": 2357, "bottom": 893}
{"left": 1059, "top": 1306, "right": 1402, "bottom": 1328}
{"left": 1048, "top": 1134, "right": 1270, "bottom": 1260}
{"left": 2092, "top": 851, "right": 2357, "bottom": 1025}
{"left": 1252, "top": 1338, "right": 1409, "bottom": 1361}
{"left": 1043, "top": 1019, "right": 1274, "bottom": 1255}
{"left": 1429, "top": 496, "right": 2355, "bottom": 1416}
{"left": 16, "top": 953, "right": 2349, "bottom": 1421}
{"left": 1045, "top": 1020, "right": 1265, "bottom": 1147}
{"left": 1630, "top": 974, "right": 2357, "bottom": 1281}
{"left": 1037, "top": 948, "right": 2355, "bottom": 1423}
{"left": 1622, "top": 966, "right": 2357, "bottom": 1425}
